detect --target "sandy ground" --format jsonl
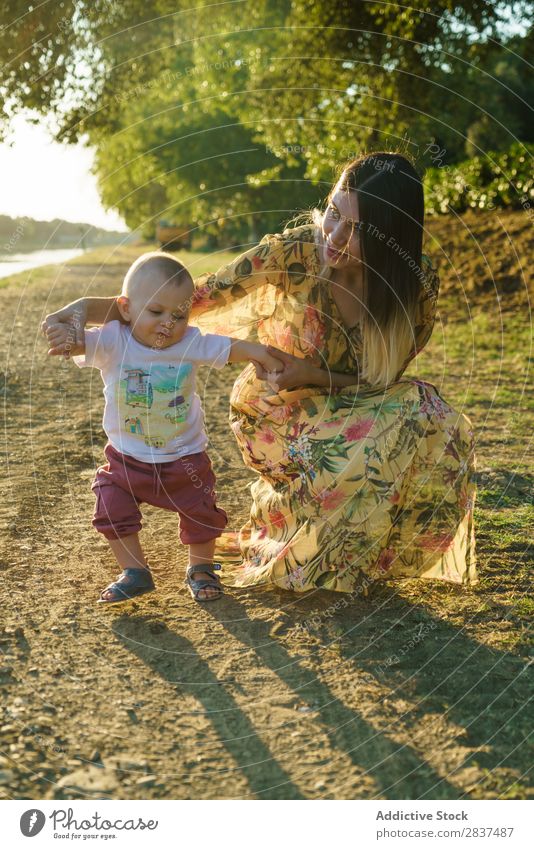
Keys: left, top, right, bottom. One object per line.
{"left": 1, "top": 218, "right": 532, "bottom": 800}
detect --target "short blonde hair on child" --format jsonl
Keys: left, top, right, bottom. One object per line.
{"left": 122, "top": 251, "right": 193, "bottom": 298}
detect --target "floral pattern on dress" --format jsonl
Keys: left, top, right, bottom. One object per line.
{"left": 191, "top": 226, "right": 476, "bottom": 593}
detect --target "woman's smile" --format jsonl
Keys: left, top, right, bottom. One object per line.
{"left": 325, "top": 241, "right": 348, "bottom": 263}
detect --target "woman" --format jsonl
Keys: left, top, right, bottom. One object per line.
{"left": 44, "top": 152, "right": 476, "bottom": 594}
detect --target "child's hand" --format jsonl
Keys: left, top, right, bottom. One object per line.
{"left": 252, "top": 345, "right": 285, "bottom": 390}
{"left": 45, "top": 322, "right": 83, "bottom": 357}
{"left": 257, "top": 349, "right": 285, "bottom": 374}
{"left": 228, "top": 340, "right": 285, "bottom": 389}
{"left": 262, "top": 346, "right": 316, "bottom": 392}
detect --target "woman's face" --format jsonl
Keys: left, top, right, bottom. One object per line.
{"left": 321, "top": 185, "right": 363, "bottom": 271}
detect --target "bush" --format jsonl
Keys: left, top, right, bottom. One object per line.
{"left": 424, "top": 142, "right": 534, "bottom": 214}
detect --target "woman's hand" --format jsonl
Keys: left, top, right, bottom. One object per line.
{"left": 250, "top": 345, "right": 285, "bottom": 378}
{"left": 250, "top": 346, "right": 284, "bottom": 391}
{"left": 254, "top": 346, "right": 316, "bottom": 391}
{"left": 41, "top": 299, "right": 88, "bottom": 356}
{"left": 45, "top": 323, "right": 85, "bottom": 357}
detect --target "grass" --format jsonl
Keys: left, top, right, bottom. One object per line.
{"left": 65, "top": 243, "right": 239, "bottom": 276}
{"left": 0, "top": 242, "right": 239, "bottom": 290}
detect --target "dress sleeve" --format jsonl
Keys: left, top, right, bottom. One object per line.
{"left": 191, "top": 233, "right": 283, "bottom": 310}
{"left": 189, "top": 227, "right": 315, "bottom": 340}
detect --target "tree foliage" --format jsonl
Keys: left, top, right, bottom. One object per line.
{"left": 425, "top": 141, "right": 534, "bottom": 213}
{"left": 0, "top": 1, "right": 531, "bottom": 234}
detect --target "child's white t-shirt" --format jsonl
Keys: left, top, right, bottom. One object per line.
{"left": 73, "top": 321, "right": 231, "bottom": 463}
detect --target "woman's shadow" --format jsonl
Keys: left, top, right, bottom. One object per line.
{"left": 108, "top": 581, "right": 515, "bottom": 799}
{"left": 199, "top": 590, "right": 465, "bottom": 799}
{"left": 250, "top": 583, "right": 532, "bottom": 797}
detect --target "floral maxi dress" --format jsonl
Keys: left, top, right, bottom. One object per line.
{"left": 191, "top": 225, "right": 477, "bottom": 593}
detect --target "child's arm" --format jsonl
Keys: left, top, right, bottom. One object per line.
{"left": 227, "top": 340, "right": 284, "bottom": 374}
{"left": 42, "top": 297, "right": 123, "bottom": 355}
{"left": 45, "top": 323, "right": 85, "bottom": 357}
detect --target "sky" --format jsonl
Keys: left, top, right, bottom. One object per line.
{"left": 0, "top": 115, "right": 126, "bottom": 232}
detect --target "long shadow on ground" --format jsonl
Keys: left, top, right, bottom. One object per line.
{"left": 114, "top": 592, "right": 467, "bottom": 799}
{"left": 112, "top": 614, "right": 304, "bottom": 799}
{"left": 251, "top": 584, "right": 533, "bottom": 798}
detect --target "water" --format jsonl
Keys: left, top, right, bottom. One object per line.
{"left": 0, "top": 248, "right": 85, "bottom": 280}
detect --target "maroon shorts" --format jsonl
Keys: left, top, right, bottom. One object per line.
{"left": 91, "top": 443, "right": 228, "bottom": 544}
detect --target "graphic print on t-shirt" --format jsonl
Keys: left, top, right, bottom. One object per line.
{"left": 119, "top": 362, "right": 193, "bottom": 448}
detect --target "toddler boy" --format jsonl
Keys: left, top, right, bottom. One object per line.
{"left": 47, "top": 252, "right": 282, "bottom": 603}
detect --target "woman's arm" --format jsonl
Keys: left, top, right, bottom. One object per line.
{"left": 85, "top": 297, "right": 123, "bottom": 325}
{"left": 259, "top": 347, "right": 360, "bottom": 391}
{"left": 42, "top": 297, "right": 123, "bottom": 355}
{"left": 305, "top": 364, "right": 360, "bottom": 390}
{"left": 42, "top": 234, "right": 287, "bottom": 352}
{"left": 191, "top": 233, "right": 286, "bottom": 320}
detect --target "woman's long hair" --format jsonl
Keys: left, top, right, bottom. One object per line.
{"left": 314, "top": 152, "right": 425, "bottom": 386}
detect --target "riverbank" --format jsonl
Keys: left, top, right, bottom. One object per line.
{"left": 0, "top": 211, "right": 532, "bottom": 800}
{"left": 0, "top": 248, "right": 86, "bottom": 280}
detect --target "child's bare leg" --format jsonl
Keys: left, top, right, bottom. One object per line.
{"left": 188, "top": 539, "right": 220, "bottom": 600}
{"left": 108, "top": 532, "right": 148, "bottom": 569}
{"left": 189, "top": 539, "right": 216, "bottom": 568}
{"left": 101, "top": 533, "right": 150, "bottom": 601}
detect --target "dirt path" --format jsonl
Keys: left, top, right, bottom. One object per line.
{"left": 1, "top": 232, "right": 532, "bottom": 800}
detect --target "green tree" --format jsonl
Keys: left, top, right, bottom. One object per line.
{"left": 93, "top": 55, "right": 318, "bottom": 239}
{"left": 1, "top": 1, "right": 531, "bottom": 232}
{"left": 215, "top": 0, "right": 532, "bottom": 175}
{"left": 464, "top": 27, "right": 534, "bottom": 157}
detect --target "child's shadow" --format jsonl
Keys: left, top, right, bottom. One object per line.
{"left": 112, "top": 613, "right": 304, "bottom": 799}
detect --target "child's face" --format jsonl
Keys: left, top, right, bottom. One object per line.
{"left": 118, "top": 277, "right": 191, "bottom": 348}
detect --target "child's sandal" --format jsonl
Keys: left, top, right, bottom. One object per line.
{"left": 98, "top": 566, "right": 155, "bottom": 604}
{"left": 185, "top": 563, "right": 223, "bottom": 602}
